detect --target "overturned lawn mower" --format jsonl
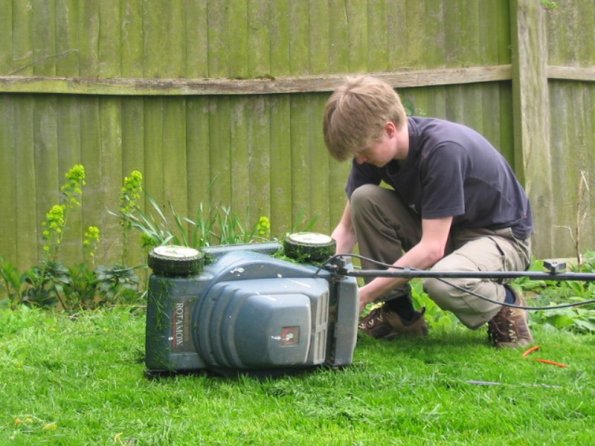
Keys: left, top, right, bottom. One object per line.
{"left": 145, "top": 234, "right": 359, "bottom": 376}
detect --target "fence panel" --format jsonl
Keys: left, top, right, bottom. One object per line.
{"left": 0, "top": 0, "right": 592, "bottom": 270}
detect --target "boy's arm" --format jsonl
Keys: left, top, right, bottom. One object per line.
{"left": 358, "top": 216, "right": 453, "bottom": 310}
{"left": 331, "top": 201, "right": 357, "bottom": 254}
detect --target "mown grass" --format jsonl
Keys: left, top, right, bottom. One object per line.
{"left": 0, "top": 306, "right": 592, "bottom": 446}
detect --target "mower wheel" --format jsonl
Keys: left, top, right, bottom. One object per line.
{"left": 148, "top": 245, "right": 205, "bottom": 276}
{"left": 283, "top": 232, "right": 336, "bottom": 263}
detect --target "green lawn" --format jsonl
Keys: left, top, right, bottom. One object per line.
{"left": 0, "top": 306, "right": 592, "bottom": 445}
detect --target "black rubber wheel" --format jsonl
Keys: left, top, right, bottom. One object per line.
{"left": 148, "top": 245, "right": 205, "bottom": 277}
{"left": 283, "top": 232, "right": 336, "bottom": 263}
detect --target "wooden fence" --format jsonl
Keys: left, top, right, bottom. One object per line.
{"left": 0, "top": 0, "right": 593, "bottom": 270}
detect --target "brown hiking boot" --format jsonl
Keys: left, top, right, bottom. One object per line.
{"left": 487, "top": 286, "right": 533, "bottom": 348}
{"left": 359, "top": 305, "right": 428, "bottom": 340}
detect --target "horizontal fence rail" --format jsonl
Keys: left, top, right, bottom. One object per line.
{"left": 1, "top": 65, "right": 594, "bottom": 97}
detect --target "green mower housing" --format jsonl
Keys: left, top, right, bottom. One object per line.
{"left": 145, "top": 239, "right": 359, "bottom": 375}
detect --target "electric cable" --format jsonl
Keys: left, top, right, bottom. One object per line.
{"left": 320, "top": 253, "right": 595, "bottom": 311}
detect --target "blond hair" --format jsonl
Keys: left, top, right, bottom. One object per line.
{"left": 323, "top": 76, "right": 407, "bottom": 161}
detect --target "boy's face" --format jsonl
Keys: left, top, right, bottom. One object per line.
{"left": 353, "top": 123, "right": 399, "bottom": 167}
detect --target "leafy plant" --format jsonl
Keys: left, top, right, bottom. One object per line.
{"left": 514, "top": 251, "right": 595, "bottom": 334}
{"left": 42, "top": 164, "right": 86, "bottom": 261}
{"left": 1, "top": 165, "right": 143, "bottom": 311}
{"left": 21, "top": 261, "right": 71, "bottom": 309}
{"left": 112, "top": 192, "right": 272, "bottom": 250}
{"left": 410, "top": 280, "right": 460, "bottom": 332}
{"left": 0, "top": 256, "right": 24, "bottom": 309}
{"left": 118, "top": 170, "right": 144, "bottom": 261}
{"left": 95, "top": 265, "right": 142, "bottom": 305}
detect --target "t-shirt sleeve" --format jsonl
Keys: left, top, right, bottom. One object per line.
{"left": 345, "top": 160, "right": 382, "bottom": 198}
{"left": 420, "top": 144, "right": 467, "bottom": 219}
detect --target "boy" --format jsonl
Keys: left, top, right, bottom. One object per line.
{"left": 323, "top": 76, "right": 533, "bottom": 347}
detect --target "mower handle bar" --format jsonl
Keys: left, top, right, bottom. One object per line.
{"left": 343, "top": 269, "right": 595, "bottom": 281}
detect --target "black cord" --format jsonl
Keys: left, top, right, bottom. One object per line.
{"left": 322, "top": 253, "right": 595, "bottom": 311}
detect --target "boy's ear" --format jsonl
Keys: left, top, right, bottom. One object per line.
{"left": 384, "top": 121, "right": 397, "bottom": 137}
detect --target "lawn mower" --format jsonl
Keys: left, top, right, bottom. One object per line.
{"left": 145, "top": 233, "right": 359, "bottom": 376}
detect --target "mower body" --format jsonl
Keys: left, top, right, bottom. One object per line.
{"left": 145, "top": 242, "right": 359, "bottom": 374}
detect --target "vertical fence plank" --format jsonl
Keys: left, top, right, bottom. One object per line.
{"left": 162, "top": 98, "right": 188, "bottom": 223}
{"left": 186, "top": 98, "right": 211, "bottom": 219}
{"left": 207, "top": 0, "right": 229, "bottom": 77}
{"left": 386, "top": 0, "right": 406, "bottom": 71}
{"left": 13, "top": 97, "right": 38, "bottom": 268}
{"left": 185, "top": 0, "right": 209, "bottom": 78}
{"left": 307, "top": 95, "right": 330, "bottom": 233}
{"left": 55, "top": 0, "right": 80, "bottom": 77}
{"left": 423, "top": 0, "right": 445, "bottom": 68}
{"left": 269, "top": 95, "right": 292, "bottom": 236}
{"left": 79, "top": 1, "right": 99, "bottom": 77}
{"left": 88, "top": 98, "right": 123, "bottom": 264}
{"left": 121, "top": 0, "right": 144, "bottom": 77}
{"left": 208, "top": 97, "right": 232, "bottom": 209}
{"left": 346, "top": 0, "right": 367, "bottom": 72}
{"left": 290, "top": 95, "right": 311, "bottom": 229}
{"left": 248, "top": 97, "right": 271, "bottom": 227}
{"left": 143, "top": 97, "right": 165, "bottom": 206}
{"left": 289, "top": 0, "right": 309, "bottom": 75}
{"left": 328, "top": 0, "right": 349, "bottom": 73}
{"left": 33, "top": 96, "right": 59, "bottom": 263}
{"left": 0, "top": 96, "right": 17, "bottom": 262}
{"left": 11, "top": 0, "right": 34, "bottom": 76}
{"left": 230, "top": 98, "right": 251, "bottom": 221}
{"left": 228, "top": 0, "right": 249, "bottom": 79}
{"left": 31, "top": 0, "right": 56, "bottom": 76}
{"left": 79, "top": 96, "right": 103, "bottom": 260}
{"left": 97, "top": 0, "right": 121, "bottom": 78}
{"left": 120, "top": 96, "right": 145, "bottom": 265}
{"left": 549, "top": 82, "right": 594, "bottom": 256}
{"left": 269, "top": 0, "right": 290, "bottom": 76}
{"left": 308, "top": 0, "right": 329, "bottom": 75}
{"left": 247, "top": 0, "right": 270, "bottom": 78}
{"left": 366, "top": 0, "right": 388, "bottom": 71}
{"left": 56, "top": 96, "right": 83, "bottom": 263}
{"left": 511, "top": 0, "right": 554, "bottom": 258}
{"left": 404, "top": 0, "right": 427, "bottom": 67}
{"left": 0, "top": 0, "right": 13, "bottom": 72}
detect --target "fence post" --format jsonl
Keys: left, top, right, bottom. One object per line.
{"left": 511, "top": 0, "right": 555, "bottom": 257}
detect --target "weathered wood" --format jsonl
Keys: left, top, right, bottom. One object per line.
{"left": 269, "top": 95, "right": 292, "bottom": 237}
{"left": 547, "top": 66, "right": 595, "bottom": 82}
{"left": 120, "top": 96, "right": 145, "bottom": 264}
{"left": 0, "top": 65, "right": 514, "bottom": 96}
{"left": 511, "top": 0, "right": 554, "bottom": 256}
{"left": 0, "top": 96, "right": 17, "bottom": 262}
{"left": 56, "top": 96, "right": 83, "bottom": 263}
{"left": 3, "top": 64, "right": 592, "bottom": 97}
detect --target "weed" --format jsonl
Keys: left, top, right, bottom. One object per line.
{"left": 112, "top": 194, "right": 271, "bottom": 249}
{"left": 514, "top": 252, "right": 595, "bottom": 334}
{"left": 1, "top": 165, "right": 143, "bottom": 311}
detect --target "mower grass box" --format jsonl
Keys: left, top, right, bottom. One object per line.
{"left": 145, "top": 237, "right": 359, "bottom": 375}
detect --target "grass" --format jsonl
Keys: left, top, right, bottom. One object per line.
{"left": 0, "top": 306, "right": 593, "bottom": 445}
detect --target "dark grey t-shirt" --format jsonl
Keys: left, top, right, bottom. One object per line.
{"left": 345, "top": 117, "right": 533, "bottom": 239}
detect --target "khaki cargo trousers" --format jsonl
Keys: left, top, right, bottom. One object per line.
{"left": 350, "top": 184, "right": 531, "bottom": 329}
